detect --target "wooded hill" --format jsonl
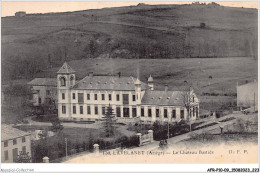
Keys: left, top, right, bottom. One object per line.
{"left": 2, "top": 3, "right": 257, "bottom": 80}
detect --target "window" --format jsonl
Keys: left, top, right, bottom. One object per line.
{"left": 22, "top": 137, "right": 26, "bottom": 143}
{"left": 60, "top": 77, "right": 66, "bottom": 86}
{"left": 62, "top": 93, "right": 65, "bottom": 100}
{"left": 164, "top": 109, "right": 168, "bottom": 118}
{"left": 13, "top": 139, "right": 17, "bottom": 145}
{"left": 87, "top": 106, "right": 91, "bottom": 114}
{"left": 193, "top": 97, "right": 195, "bottom": 102}
{"left": 95, "top": 106, "right": 98, "bottom": 115}
{"left": 39, "top": 98, "right": 42, "bottom": 104}
{"left": 78, "top": 93, "right": 84, "bottom": 103}
{"left": 80, "top": 106, "right": 83, "bottom": 114}
{"left": 94, "top": 94, "right": 98, "bottom": 100}
{"left": 12, "top": 148, "right": 18, "bottom": 162}
{"left": 62, "top": 105, "right": 66, "bottom": 114}
{"left": 73, "top": 106, "right": 76, "bottom": 114}
{"left": 87, "top": 94, "right": 90, "bottom": 100}
{"left": 181, "top": 110, "right": 184, "bottom": 119}
{"left": 46, "top": 90, "right": 50, "bottom": 95}
{"left": 109, "top": 94, "right": 112, "bottom": 101}
{"left": 156, "top": 109, "right": 160, "bottom": 118}
{"left": 172, "top": 109, "right": 176, "bottom": 119}
{"left": 193, "top": 107, "right": 195, "bottom": 117}
{"left": 148, "top": 108, "right": 152, "bottom": 117}
{"left": 72, "top": 93, "right": 76, "bottom": 99}
{"left": 123, "top": 107, "right": 129, "bottom": 117}
{"left": 141, "top": 107, "right": 144, "bottom": 117}
{"left": 132, "top": 107, "right": 137, "bottom": 117}
{"left": 4, "top": 141, "right": 8, "bottom": 147}
{"left": 102, "top": 94, "right": 105, "bottom": 100}
{"left": 132, "top": 95, "right": 136, "bottom": 102}
{"left": 70, "top": 75, "right": 74, "bottom": 85}
{"left": 102, "top": 106, "right": 106, "bottom": 115}
{"left": 123, "top": 94, "right": 129, "bottom": 105}
{"left": 116, "top": 107, "right": 121, "bottom": 117}
{"left": 22, "top": 146, "right": 26, "bottom": 153}
{"left": 116, "top": 94, "right": 120, "bottom": 101}
{"left": 4, "top": 151, "right": 8, "bottom": 161}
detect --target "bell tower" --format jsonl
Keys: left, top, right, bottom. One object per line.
{"left": 57, "top": 62, "right": 75, "bottom": 120}
{"left": 57, "top": 62, "right": 76, "bottom": 89}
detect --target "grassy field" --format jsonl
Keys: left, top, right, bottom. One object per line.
{"left": 1, "top": 4, "right": 257, "bottom": 80}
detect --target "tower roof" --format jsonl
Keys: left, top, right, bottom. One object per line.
{"left": 135, "top": 78, "right": 141, "bottom": 85}
{"left": 57, "top": 62, "right": 75, "bottom": 74}
{"left": 148, "top": 75, "right": 153, "bottom": 82}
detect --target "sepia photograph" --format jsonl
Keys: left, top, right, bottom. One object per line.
{"left": 1, "top": 0, "right": 259, "bottom": 172}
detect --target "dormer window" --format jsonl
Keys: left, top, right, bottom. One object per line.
{"left": 60, "top": 76, "right": 66, "bottom": 86}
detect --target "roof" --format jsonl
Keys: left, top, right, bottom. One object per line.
{"left": 148, "top": 75, "right": 153, "bottom": 82}
{"left": 72, "top": 76, "right": 147, "bottom": 91}
{"left": 141, "top": 90, "right": 187, "bottom": 106}
{"left": 57, "top": 62, "right": 75, "bottom": 74}
{"left": 134, "top": 78, "right": 141, "bottom": 85}
{"left": 27, "top": 78, "right": 56, "bottom": 86}
{"left": 1, "top": 124, "right": 31, "bottom": 141}
{"left": 237, "top": 81, "right": 257, "bottom": 88}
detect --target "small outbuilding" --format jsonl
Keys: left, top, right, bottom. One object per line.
{"left": 15, "top": 11, "right": 26, "bottom": 17}
{"left": 237, "top": 80, "right": 258, "bottom": 111}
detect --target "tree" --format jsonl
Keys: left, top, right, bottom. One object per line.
{"left": 102, "top": 104, "right": 116, "bottom": 137}
{"left": 16, "top": 151, "right": 31, "bottom": 163}
{"left": 200, "top": 23, "right": 206, "bottom": 28}
{"left": 182, "top": 87, "right": 193, "bottom": 132}
{"left": 50, "top": 118, "right": 64, "bottom": 132}
{"left": 89, "top": 39, "right": 97, "bottom": 55}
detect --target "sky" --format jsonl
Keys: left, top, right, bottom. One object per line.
{"left": 1, "top": 1, "right": 258, "bottom": 17}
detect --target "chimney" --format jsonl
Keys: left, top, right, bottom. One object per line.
{"left": 118, "top": 72, "right": 121, "bottom": 78}
{"left": 89, "top": 72, "right": 93, "bottom": 77}
{"left": 164, "top": 84, "right": 168, "bottom": 92}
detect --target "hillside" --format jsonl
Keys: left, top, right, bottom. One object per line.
{"left": 1, "top": 3, "right": 258, "bottom": 81}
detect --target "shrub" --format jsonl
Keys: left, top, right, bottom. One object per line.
{"left": 121, "top": 136, "right": 139, "bottom": 148}
{"left": 200, "top": 23, "right": 206, "bottom": 28}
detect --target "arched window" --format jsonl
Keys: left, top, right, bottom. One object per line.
{"left": 60, "top": 76, "right": 66, "bottom": 86}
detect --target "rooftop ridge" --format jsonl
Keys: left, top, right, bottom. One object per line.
{"left": 57, "top": 62, "right": 75, "bottom": 74}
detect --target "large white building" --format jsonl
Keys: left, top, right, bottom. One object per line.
{"left": 57, "top": 62, "right": 199, "bottom": 123}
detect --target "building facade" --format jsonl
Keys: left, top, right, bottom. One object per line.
{"left": 237, "top": 80, "right": 258, "bottom": 110}
{"left": 57, "top": 62, "right": 199, "bottom": 123}
{"left": 1, "top": 124, "right": 31, "bottom": 163}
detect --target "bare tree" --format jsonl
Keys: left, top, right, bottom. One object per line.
{"left": 182, "top": 86, "right": 193, "bottom": 132}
